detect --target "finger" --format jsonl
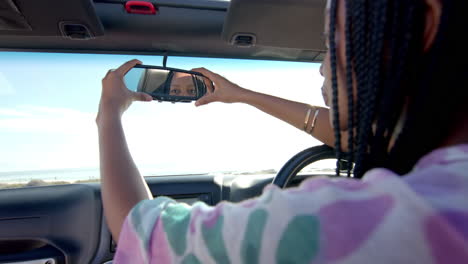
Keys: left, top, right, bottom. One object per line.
{"left": 191, "top": 68, "right": 220, "bottom": 81}
{"left": 133, "top": 92, "right": 153, "bottom": 102}
{"left": 115, "top": 59, "right": 143, "bottom": 77}
{"left": 103, "top": 69, "right": 115, "bottom": 79}
{"left": 201, "top": 76, "right": 215, "bottom": 93}
{"left": 195, "top": 94, "right": 216, "bottom": 107}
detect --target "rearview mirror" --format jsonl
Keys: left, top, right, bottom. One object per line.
{"left": 124, "top": 65, "right": 213, "bottom": 103}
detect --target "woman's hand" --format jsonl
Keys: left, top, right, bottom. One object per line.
{"left": 191, "top": 67, "right": 251, "bottom": 106}
{"left": 97, "top": 59, "right": 153, "bottom": 122}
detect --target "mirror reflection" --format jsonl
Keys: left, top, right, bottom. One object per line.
{"left": 124, "top": 67, "right": 211, "bottom": 102}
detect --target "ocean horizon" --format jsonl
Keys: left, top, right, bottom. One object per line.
{"left": 0, "top": 163, "right": 335, "bottom": 185}
{"left": 0, "top": 168, "right": 101, "bottom": 184}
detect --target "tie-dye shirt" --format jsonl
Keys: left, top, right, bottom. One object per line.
{"left": 114, "top": 144, "right": 468, "bottom": 264}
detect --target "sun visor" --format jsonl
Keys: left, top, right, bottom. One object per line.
{"left": 0, "top": 0, "right": 104, "bottom": 39}
{"left": 222, "top": 0, "right": 326, "bottom": 51}
{"left": 0, "top": 0, "right": 32, "bottom": 30}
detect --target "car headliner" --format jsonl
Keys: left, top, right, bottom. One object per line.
{"left": 0, "top": 0, "right": 326, "bottom": 62}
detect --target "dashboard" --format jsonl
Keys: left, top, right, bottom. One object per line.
{"left": 0, "top": 173, "right": 326, "bottom": 264}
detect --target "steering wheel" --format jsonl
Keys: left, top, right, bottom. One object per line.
{"left": 272, "top": 144, "right": 336, "bottom": 188}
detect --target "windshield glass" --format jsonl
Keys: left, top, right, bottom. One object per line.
{"left": 0, "top": 52, "right": 328, "bottom": 189}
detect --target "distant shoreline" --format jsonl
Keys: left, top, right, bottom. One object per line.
{"left": 0, "top": 166, "right": 336, "bottom": 188}
{"left": 0, "top": 167, "right": 99, "bottom": 176}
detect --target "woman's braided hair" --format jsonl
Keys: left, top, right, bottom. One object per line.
{"left": 329, "top": 0, "right": 468, "bottom": 178}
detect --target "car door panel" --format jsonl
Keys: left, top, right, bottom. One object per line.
{"left": 0, "top": 185, "right": 101, "bottom": 264}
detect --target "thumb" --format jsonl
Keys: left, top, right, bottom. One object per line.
{"left": 195, "top": 94, "right": 216, "bottom": 107}
{"left": 133, "top": 92, "right": 153, "bottom": 102}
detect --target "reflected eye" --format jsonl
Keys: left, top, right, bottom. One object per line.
{"left": 188, "top": 89, "right": 196, "bottom": 95}
{"left": 170, "top": 89, "right": 180, "bottom": 95}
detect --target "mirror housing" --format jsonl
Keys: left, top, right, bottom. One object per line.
{"left": 124, "top": 65, "right": 212, "bottom": 103}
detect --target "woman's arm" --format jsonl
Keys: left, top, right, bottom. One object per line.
{"left": 193, "top": 68, "right": 347, "bottom": 149}
{"left": 97, "top": 60, "right": 154, "bottom": 241}
{"left": 241, "top": 90, "right": 340, "bottom": 148}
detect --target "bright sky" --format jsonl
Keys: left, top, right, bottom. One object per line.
{"left": 0, "top": 52, "right": 327, "bottom": 178}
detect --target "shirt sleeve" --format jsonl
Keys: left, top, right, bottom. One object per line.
{"left": 113, "top": 168, "right": 468, "bottom": 264}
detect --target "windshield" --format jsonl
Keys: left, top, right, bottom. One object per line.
{"left": 0, "top": 52, "right": 329, "bottom": 189}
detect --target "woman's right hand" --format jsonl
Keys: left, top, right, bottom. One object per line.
{"left": 191, "top": 67, "right": 251, "bottom": 107}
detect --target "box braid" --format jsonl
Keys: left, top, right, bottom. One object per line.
{"left": 329, "top": 0, "right": 468, "bottom": 178}
{"left": 344, "top": 0, "right": 354, "bottom": 177}
{"left": 348, "top": 0, "right": 368, "bottom": 176}
{"left": 328, "top": 0, "right": 342, "bottom": 175}
{"left": 388, "top": 0, "right": 468, "bottom": 174}
{"left": 329, "top": 0, "right": 392, "bottom": 177}
{"left": 371, "top": 1, "right": 420, "bottom": 172}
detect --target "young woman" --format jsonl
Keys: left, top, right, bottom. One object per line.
{"left": 97, "top": 0, "right": 468, "bottom": 262}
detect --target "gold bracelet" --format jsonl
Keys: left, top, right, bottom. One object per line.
{"left": 308, "top": 108, "right": 320, "bottom": 134}
{"left": 304, "top": 108, "right": 312, "bottom": 131}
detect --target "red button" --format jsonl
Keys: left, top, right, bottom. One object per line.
{"left": 125, "top": 1, "right": 157, "bottom": 15}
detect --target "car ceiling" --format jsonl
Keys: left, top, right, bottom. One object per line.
{"left": 0, "top": 0, "right": 326, "bottom": 62}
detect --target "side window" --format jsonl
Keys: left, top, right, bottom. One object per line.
{"left": 0, "top": 52, "right": 327, "bottom": 189}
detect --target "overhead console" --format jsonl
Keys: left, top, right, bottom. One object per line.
{"left": 222, "top": 0, "right": 326, "bottom": 53}
{"left": 0, "top": 0, "right": 326, "bottom": 62}
{"left": 0, "top": 0, "right": 104, "bottom": 39}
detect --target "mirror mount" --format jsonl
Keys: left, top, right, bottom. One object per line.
{"left": 163, "top": 53, "right": 168, "bottom": 68}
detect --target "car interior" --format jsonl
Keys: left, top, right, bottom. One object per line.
{"left": 0, "top": 0, "right": 332, "bottom": 263}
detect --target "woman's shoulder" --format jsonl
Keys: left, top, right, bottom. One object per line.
{"left": 412, "top": 144, "right": 468, "bottom": 171}
{"left": 403, "top": 144, "right": 468, "bottom": 197}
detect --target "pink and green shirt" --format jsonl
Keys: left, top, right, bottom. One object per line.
{"left": 114, "top": 144, "right": 468, "bottom": 263}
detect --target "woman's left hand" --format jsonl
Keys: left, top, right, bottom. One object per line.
{"left": 97, "top": 59, "right": 153, "bottom": 121}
